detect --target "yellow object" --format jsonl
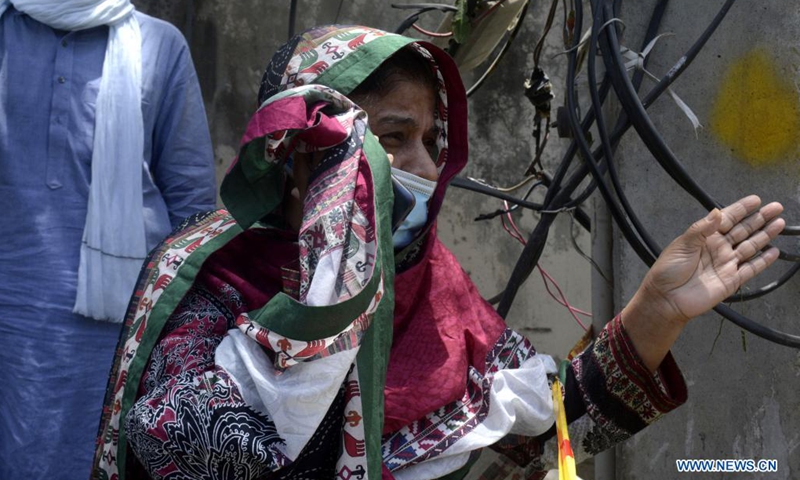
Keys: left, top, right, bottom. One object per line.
{"left": 552, "top": 378, "right": 577, "bottom": 480}
{"left": 710, "top": 48, "right": 800, "bottom": 166}
{"left": 566, "top": 326, "right": 594, "bottom": 361}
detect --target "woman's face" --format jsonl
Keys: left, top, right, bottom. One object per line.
{"left": 360, "top": 79, "right": 439, "bottom": 182}
{"left": 284, "top": 79, "right": 439, "bottom": 232}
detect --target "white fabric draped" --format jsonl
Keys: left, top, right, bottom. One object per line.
{"left": 0, "top": 0, "right": 145, "bottom": 322}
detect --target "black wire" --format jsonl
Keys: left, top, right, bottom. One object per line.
{"left": 334, "top": 0, "right": 344, "bottom": 23}
{"left": 726, "top": 261, "right": 800, "bottom": 302}
{"left": 589, "top": 0, "right": 800, "bottom": 303}
{"left": 449, "top": 177, "right": 592, "bottom": 231}
{"left": 563, "top": 0, "right": 657, "bottom": 264}
{"left": 586, "top": 0, "right": 789, "bottom": 306}
{"left": 561, "top": 0, "right": 669, "bottom": 208}
{"left": 588, "top": 0, "right": 800, "bottom": 303}
{"left": 484, "top": 0, "right": 799, "bottom": 341}
{"left": 391, "top": 4, "right": 458, "bottom": 35}
{"left": 598, "top": 0, "right": 800, "bottom": 348}
{"left": 483, "top": 181, "right": 544, "bottom": 218}
{"left": 595, "top": 0, "right": 800, "bottom": 268}
{"left": 288, "top": 0, "right": 298, "bottom": 40}
{"left": 391, "top": 2, "right": 460, "bottom": 11}
{"left": 467, "top": 0, "right": 531, "bottom": 97}
{"left": 588, "top": 0, "right": 662, "bottom": 257}
{"left": 714, "top": 303, "right": 800, "bottom": 348}
{"left": 601, "top": 15, "right": 719, "bottom": 206}
{"left": 534, "top": 0, "right": 561, "bottom": 68}
{"left": 598, "top": 0, "right": 800, "bottom": 252}
{"left": 497, "top": 0, "right": 650, "bottom": 316}
{"left": 498, "top": 0, "right": 596, "bottom": 318}
{"left": 451, "top": 178, "right": 544, "bottom": 210}
{"left": 542, "top": 75, "right": 610, "bottom": 207}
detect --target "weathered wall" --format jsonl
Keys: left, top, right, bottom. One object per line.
{"left": 133, "top": 1, "right": 800, "bottom": 479}
{"left": 612, "top": 1, "right": 800, "bottom": 479}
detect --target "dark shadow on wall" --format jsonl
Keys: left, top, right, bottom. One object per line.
{"left": 134, "top": 0, "right": 216, "bottom": 105}
{"left": 190, "top": 17, "right": 218, "bottom": 106}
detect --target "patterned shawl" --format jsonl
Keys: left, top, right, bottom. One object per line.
{"left": 91, "top": 25, "right": 495, "bottom": 480}
{"left": 92, "top": 25, "right": 687, "bottom": 480}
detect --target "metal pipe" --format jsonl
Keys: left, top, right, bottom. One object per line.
{"left": 592, "top": 194, "right": 616, "bottom": 479}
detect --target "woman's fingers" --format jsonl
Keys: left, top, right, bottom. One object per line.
{"left": 717, "top": 195, "right": 762, "bottom": 234}
{"left": 733, "top": 217, "right": 786, "bottom": 262}
{"left": 737, "top": 246, "right": 781, "bottom": 285}
{"left": 724, "top": 201, "right": 784, "bottom": 246}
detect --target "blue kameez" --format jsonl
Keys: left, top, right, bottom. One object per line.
{"left": 0, "top": 7, "right": 216, "bottom": 479}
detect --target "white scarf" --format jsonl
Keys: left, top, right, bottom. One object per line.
{"left": 1, "top": 0, "right": 145, "bottom": 322}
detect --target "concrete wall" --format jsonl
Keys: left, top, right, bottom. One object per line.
{"left": 612, "top": 1, "right": 800, "bottom": 478}
{"left": 133, "top": 0, "right": 800, "bottom": 478}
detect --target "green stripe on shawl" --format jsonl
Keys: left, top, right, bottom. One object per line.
{"left": 250, "top": 267, "right": 381, "bottom": 340}
{"left": 249, "top": 131, "right": 395, "bottom": 480}
{"left": 117, "top": 33, "right": 411, "bottom": 479}
{"left": 221, "top": 34, "right": 413, "bottom": 231}
{"left": 315, "top": 35, "right": 414, "bottom": 95}
{"left": 220, "top": 35, "right": 417, "bottom": 479}
{"left": 117, "top": 216, "right": 243, "bottom": 477}
{"left": 356, "top": 131, "right": 395, "bottom": 480}
{"left": 221, "top": 136, "right": 285, "bottom": 230}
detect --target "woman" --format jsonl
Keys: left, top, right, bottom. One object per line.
{"left": 92, "top": 25, "right": 784, "bottom": 480}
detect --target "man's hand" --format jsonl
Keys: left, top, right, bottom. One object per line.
{"left": 622, "top": 195, "right": 785, "bottom": 372}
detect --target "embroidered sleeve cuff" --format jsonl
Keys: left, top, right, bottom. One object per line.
{"left": 571, "top": 314, "right": 687, "bottom": 442}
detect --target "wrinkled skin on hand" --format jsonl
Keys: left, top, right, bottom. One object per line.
{"left": 622, "top": 195, "right": 785, "bottom": 372}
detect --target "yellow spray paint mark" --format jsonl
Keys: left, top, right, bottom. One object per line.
{"left": 710, "top": 49, "right": 800, "bottom": 166}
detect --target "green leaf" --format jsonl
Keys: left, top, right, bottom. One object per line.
{"left": 452, "top": 0, "right": 472, "bottom": 44}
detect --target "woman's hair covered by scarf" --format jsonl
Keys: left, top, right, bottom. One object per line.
{"left": 253, "top": 24, "right": 469, "bottom": 234}
{"left": 257, "top": 26, "right": 435, "bottom": 105}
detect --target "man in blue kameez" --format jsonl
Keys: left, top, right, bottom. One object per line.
{"left": 0, "top": 1, "right": 216, "bottom": 478}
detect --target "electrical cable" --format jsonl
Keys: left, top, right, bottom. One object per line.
{"left": 421, "top": 0, "right": 800, "bottom": 346}
{"left": 598, "top": 0, "right": 800, "bottom": 348}
{"left": 592, "top": 0, "right": 800, "bottom": 262}
{"left": 534, "top": 0, "right": 561, "bottom": 69}
{"left": 476, "top": 180, "right": 544, "bottom": 220}
{"left": 563, "top": 0, "right": 658, "bottom": 264}
{"left": 411, "top": 23, "right": 453, "bottom": 37}
{"left": 600, "top": 1, "right": 730, "bottom": 209}
{"left": 288, "top": 0, "right": 298, "bottom": 40}
{"left": 450, "top": 177, "right": 592, "bottom": 230}
{"left": 541, "top": 73, "right": 611, "bottom": 207}
{"left": 391, "top": 3, "right": 458, "bottom": 35}
{"left": 498, "top": 0, "right": 691, "bottom": 317}
{"left": 591, "top": 0, "right": 800, "bottom": 303}
{"left": 599, "top": 0, "right": 800, "bottom": 253}
{"left": 559, "top": 0, "right": 668, "bottom": 209}
{"left": 588, "top": 0, "right": 662, "bottom": 257}
{"left": 498, "top": 0, "right": 606, "bottom": 318}
{"left": 726, "top": 261, "right": 800, "bottom": 302}
{"left": 334, "top": 0, "right": 344, "bottom": 23}
{"left": 466, "top": 0, "right": 532, "bottom": 97}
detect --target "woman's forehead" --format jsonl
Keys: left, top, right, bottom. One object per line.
{"left": 363, "top": 81, "right": 437, "bottom": 129}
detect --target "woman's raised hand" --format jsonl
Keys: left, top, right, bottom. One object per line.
{"left": 622, "top": 195, "right": 785, "bottom": 372}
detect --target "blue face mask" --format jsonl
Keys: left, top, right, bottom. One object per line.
{"left": 391, "top": 167, "right": 437, "bottom": 249}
